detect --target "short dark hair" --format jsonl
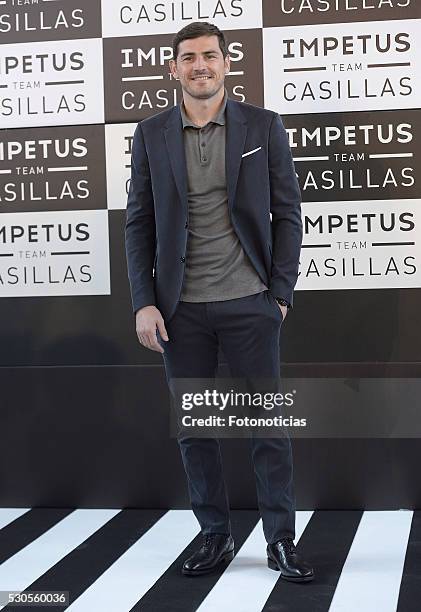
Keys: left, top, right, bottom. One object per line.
{"left": 172, "top": 22, "right": 228, "bottom": 61}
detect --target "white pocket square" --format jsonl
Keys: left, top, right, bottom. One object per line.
{"left": 241, "top": 146, "right": 262, "bottom": 158}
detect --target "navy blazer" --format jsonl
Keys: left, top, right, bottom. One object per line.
{"left": 125, "top": 97, "right": 302, "bottom": 322}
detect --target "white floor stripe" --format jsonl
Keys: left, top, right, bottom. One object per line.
{"left": 197, "top": 511, "right": 314, "bottom": 612}
{"left": 0, "top": 508, "right": 30, "bottom": 530}
{"left": 0, "top": 509, "right": 120, "bottom": 610}
{"left": 67, "top": 510, "right": 199, "bottom": 612}
{"left": 328, "top": 510, "right": 413, "bottom": 612}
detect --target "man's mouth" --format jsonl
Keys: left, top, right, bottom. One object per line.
{"left": 191, "top": 75, "right": 212, "bottom": 81}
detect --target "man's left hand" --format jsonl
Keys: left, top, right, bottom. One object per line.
{"left": 278, "top": 304, "right": 288, "bottom": 321}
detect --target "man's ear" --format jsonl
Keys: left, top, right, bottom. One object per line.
{"left": 224, "top": 54, "right": 230, "bottom": 74}
{"left": 169, "top": 59, "right": 178, "bottom": 80}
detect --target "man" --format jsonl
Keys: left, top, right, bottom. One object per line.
{"left": 125, "top": 22, "right": 314, "bottom": 581}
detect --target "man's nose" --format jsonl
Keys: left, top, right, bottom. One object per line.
{"left": 193, "top": 55, "right": 207, "bottom": 70}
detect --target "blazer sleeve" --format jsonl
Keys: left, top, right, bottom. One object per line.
{"left": 268, "top": 113, "right": 303, "bottom": 308}
{"left": 125, "top": 122, "right": 157, "bottom": 314}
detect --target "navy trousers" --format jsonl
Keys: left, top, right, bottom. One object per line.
{"left": 161, "top": 289, "right": 295, "bottom": 544}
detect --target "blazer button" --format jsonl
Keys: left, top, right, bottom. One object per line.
{"left": 185, "top": 221, "right": 188, "bottom": 228}
{"left": 180, "top": 256, "right": 185, "bottom": 263}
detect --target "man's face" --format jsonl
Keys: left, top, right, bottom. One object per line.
{"left": 170, "top": 35, "right": 230, "bottom": 100}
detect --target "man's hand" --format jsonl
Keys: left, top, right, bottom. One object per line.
{"left": 278, "top": 303, "right": 288, "bottom": 322}
{"left": 135, "top": 305, "right": 169, "bottom": 353}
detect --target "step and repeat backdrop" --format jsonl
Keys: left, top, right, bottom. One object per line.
{"left": 1, "top": 1, "right": 421, "bottom": 508}
{"left": 1, "top": 1, "right": 420, "bottom": 367}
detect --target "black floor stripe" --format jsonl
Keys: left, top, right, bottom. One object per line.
{"left": 1, "top": 509, "right": 167, "bottom": 612}
{"left": 397, "top": 510, "right": 421, "bottom": 612}
{"left": 0, "top": 508, "right": 74, "bottom": 564}
{"left": 132, "top": 510, "right": 260, "bottom": 612}
{"left": 262, "top": 510, "right": 363, "bottom": 612}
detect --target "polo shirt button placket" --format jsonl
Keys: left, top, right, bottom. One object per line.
{"left": 200, "top": 128, "right": 207, "bottom": 163}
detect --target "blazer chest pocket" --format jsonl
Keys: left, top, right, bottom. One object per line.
{"left": 241, "top": 146, "right": 262, "bottom": 160}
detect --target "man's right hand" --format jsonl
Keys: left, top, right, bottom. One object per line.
{"left": 135, "top": 305, "right": 169, "bottom": 353}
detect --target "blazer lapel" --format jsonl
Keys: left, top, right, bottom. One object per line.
{"left": 164, "top": 107, "right": 188, "bottom": 216}
{"left": 163, "top": 98, "right": 247, "bottom": 216}
{"left": 226, "top": 98, "right": 247, "bottom": 213}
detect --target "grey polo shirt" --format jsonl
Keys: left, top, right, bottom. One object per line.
{"left": 179, "top": 89, "right": 267, "bottom": 302}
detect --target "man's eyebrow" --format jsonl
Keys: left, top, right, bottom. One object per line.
{"left": 179, "top": 50, "right": 219, "bottom": 58}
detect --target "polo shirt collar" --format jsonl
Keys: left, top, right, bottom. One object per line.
{"left": 180, "top": 88, "right": 227, "bottom": 129}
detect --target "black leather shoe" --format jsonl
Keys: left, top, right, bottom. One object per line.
{"left": 182, "top": 533, "right": 234, "bottom": 576}
{"left": 267, "top": 537, "right": 314, "bottom": 582}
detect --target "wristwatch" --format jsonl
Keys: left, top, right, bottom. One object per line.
{"left": 275, "top": 298, "right": 290, "bottom": 308}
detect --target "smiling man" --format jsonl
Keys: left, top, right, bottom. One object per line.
{"left": 125, "top": 21, "right": 314, "bottom": 581}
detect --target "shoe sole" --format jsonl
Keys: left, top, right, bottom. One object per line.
{"left": 182, "top": 550, "right": 235, "bottom": 576}
{"left": 267, "top": 557, "right": 315, "bottom": 582}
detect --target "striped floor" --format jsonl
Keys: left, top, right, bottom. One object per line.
{"left": 0, "top": 508, "right": 419, "bottom": 611}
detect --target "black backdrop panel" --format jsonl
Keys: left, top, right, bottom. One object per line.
{"left": 1, "top": 365, "right": 421, "bottom": 509}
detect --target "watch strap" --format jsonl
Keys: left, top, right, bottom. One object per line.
{"left": 276, "top": 298, "right": 290, "bottom": 308}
